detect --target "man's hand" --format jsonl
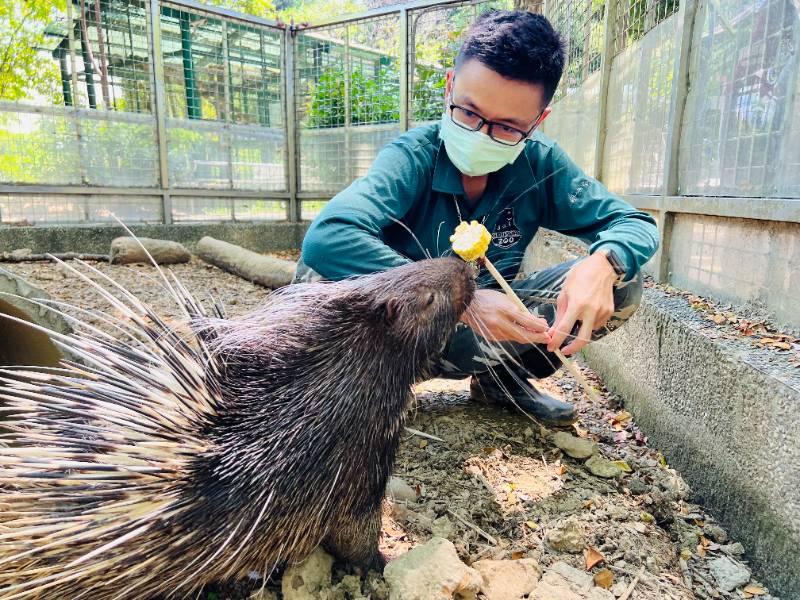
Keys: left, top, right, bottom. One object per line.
{"left": 547, "top": 253, "right": 618, "bottom": 356}
{"left": 461, "top": 289, "right": 551, "bottom": 344}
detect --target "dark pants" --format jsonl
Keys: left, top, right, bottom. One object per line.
{"left": 293, "top": 258, "right": 642, "bottom": 380}
{"left": 433, "top": 258, "right": 642, "bottom": 380}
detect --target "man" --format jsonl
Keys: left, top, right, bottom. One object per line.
{"left": 295, "top": 10, "right": 658, "bottom": 426}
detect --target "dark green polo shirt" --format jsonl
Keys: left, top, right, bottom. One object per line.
{"left": 301, "top": 122, "right": 658, "bottom": 283}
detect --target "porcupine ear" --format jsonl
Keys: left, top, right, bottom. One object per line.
{"left": 381, "top": 297, "right": 400, "bottom": 327}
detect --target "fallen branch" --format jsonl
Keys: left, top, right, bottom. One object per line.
{"left": 0, "top": 253, "right": 109, "bottom": 263}
{"left": 195, "top": 237, "right": 296, "bottom": 289}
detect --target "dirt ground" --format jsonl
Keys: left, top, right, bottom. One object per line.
{"left": 1, "top": 258, "right": 779, "bottom": 600}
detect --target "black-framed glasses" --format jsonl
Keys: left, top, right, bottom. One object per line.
{"left": 448, "top": 103, "right": 543, "bottom": 146}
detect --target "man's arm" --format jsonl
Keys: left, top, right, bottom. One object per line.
{"left": 302, "top": 141, "right": 429, "bottom": 281}
{"left": 537, "top": 142, "right": 659, "bottom": 280}
{"left": 534, "top": 142, "right": 659, "bottom": 355}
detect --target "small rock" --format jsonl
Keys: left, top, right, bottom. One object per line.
{"left": 10, "top": 248, "right": 32, "bottom": 259}
{"left": 431, "top": 515, "right": 455, "bottom": 540}
{"left": 586, "top": 455, "right": 623, "bottom": 478}
{"left": 546, "top": 518, "right": 585, "bottom": 554}
{"left": 630, "top": 522, "right": 647, "bottom": 534}
{"left": 386, "top": 476, "right": 417, "bottom": 503}
{"left": 703, "top": 523, "right": 729, "bottom": 544}
{"left": 383, "top": 537, "right": 483, "bottom": 600}
{"left": 708, "top": 556, "right": 750, "bottom": 592}
{"left": 250, "top": 590, "right": 278, "bottom": 600}
{"left": 553, "top": 432, "right": 598, "bottom": 459}
{"left": 720, "top": 542, "right": 745, "bottom": 556}
{"left": 109, "top": 237, "right": 191, "bottom": 265}
{"left": 282, "top": 547, "right": 334, "bottom": 600}
{"left": 610, "top": 581, "right": 627, "bottom": 597}
{"left": 472, "top": 558, "right": 541, "bottom": 600}
{"left": 627, "top": 477, "right": 649, "bottom": 495}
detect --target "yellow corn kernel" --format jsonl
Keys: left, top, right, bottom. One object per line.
{"left": 450, "top": 220, "right": 492, "bottom": 262}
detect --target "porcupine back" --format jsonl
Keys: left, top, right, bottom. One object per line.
{"left": 0, "top": 256, "right": 475, "bottom": 600}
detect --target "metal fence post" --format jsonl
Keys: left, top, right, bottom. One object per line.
{"left": 284, "top": 27, "right": 300, "bottom": 222}
{"left": 148, "top": 0, "right": 173, "bottom": 224}
{"left": 344, "top": 25, "right": 353, "bottom": 183}
{"left": 399, "top": 8, "right": 409, "bottom": 131}
{"left": 655, "top": 0, "right": 700, "bottom": 282}
{"left": 592, "top": 0, "right": 618, "bottom": 182}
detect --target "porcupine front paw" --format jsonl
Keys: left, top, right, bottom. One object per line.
{"left": 323, "top": 508, "right": 383, "bottom": 571}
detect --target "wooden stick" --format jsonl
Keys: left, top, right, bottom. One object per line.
{"left": 618, "top": 566, "right": 646, "bottom": 600}
{"left": 0, "top": 253, "right": 109, "bottom": 263}
{"left": 480, "top": 256, "right": 601, "bottom": 403}
{"left": 447, "top": 509, "right": 498, "bottom": 545}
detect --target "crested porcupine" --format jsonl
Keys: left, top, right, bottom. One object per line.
{"left": 0, "top": 256, "right": 475, "bottom": 599}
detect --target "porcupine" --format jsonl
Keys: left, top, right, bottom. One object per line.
{"left": 0, "top": 255, "right": 475, "bottom": 600}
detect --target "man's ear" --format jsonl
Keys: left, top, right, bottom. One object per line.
{"left": 444, "top": 69, "right": 454, "bottom": 101}
{"left": 537, "top": 106, "right": 553, "bottom": 127}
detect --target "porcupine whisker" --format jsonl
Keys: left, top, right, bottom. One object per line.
{"left": 388, "top": 215, "right": 433, "bottom": 259}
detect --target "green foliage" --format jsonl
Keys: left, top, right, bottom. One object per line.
{"left": 412, "top": 64, "right": 446, "bottom": 122}
{"left": 0, "top": 0, "right": 65, "bottom": 103}
{"left": 204, "top": 0, "right": 276, "bottom": 19}
{"left": 306, "top": 65, "right": 399, "bottom": 128}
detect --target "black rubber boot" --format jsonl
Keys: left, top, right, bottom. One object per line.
{"left": 470, "top": 368, "right": 576, "bottom": 427}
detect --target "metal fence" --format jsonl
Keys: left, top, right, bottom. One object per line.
{"left": 0, "top": 0, "right": 798, "bottom": 228}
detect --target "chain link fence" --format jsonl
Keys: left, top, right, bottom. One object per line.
{"left": 0, "top": 0, "right": 798, "bottom": 227}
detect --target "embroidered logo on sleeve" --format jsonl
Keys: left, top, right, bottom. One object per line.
{"left": 491, "top": 207, "right": 522, "bottom": 249}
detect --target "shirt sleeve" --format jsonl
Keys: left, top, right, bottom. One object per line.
{"left": 301, "top": 139, "right": 428, "bottom": 281}
{"left": 536, "top": 142, "right": 659, "bottom": 280}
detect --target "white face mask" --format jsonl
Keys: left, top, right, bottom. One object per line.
{"left": 438, "top": 111, "right": 529, "bottom": 177}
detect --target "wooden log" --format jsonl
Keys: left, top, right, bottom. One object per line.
{"left": 195, "top": 237, "right": 296, "bottom": 289}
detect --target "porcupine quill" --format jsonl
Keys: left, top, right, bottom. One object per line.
{"left": 0, "top": 251, "right": 475, "bottom": 600}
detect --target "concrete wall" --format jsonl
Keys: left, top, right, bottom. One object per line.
{"left": 0, "top": 222, "right": 309, "bottom": 255}
{"left": 665, "top": 214, "right": 800, "bottom": 333}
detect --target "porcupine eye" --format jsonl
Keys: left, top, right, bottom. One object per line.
{"left": 426, "top": 292, "right": 435, "bottom": 306}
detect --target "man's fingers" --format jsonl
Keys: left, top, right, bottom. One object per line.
{"left": 562, "top": 317, "right": 594, "bottom": 356}
{"left": 548, "top": 307, "right": 577, "bottom": 352}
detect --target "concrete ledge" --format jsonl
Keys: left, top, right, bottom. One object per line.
{"left": 0, "top": 222, "right": 309, "bottom": 255}
{"left": 584, "top": 290, "right": 800, "bottom": 598}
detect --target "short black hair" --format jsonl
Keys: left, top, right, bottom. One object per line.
{"left": 455, "top": 10, "right": 565, "bottom": 104}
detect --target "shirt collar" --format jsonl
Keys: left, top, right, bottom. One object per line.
{"left": 431, "top": 137, "right": 538, "bottom": 199}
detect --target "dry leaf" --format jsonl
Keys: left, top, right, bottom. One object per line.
{"left": 773, "top": 341, "right": 792, "bottom": 350}
{"left": 612, "top": 410, "right": 632, "bottom": 423}
{"left": 743, "top": 585, "right": 766, "bottom": 595}
{"left": 556, "top": 465, "right": 568, "bottom": 475}
{"left": 418, "top": 439, "right": 428, "bottom": 449}
{"left": 511, "top": 550, "right": 525, "bottom": 560}
{"left": 585, "top": 547, "right": 605, "bottom": 570}
{"left": 593, "top": 568, "right": 613, "bottom": 589}
{"left": 525, "top": 520, "right": 539, "bottom": 530}
{"left": 612, "top": 460, "right": 632, "bottom": 473}
{"left": 697, "top": 542, "right": 706, "bottom": 557}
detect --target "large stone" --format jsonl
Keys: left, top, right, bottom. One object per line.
{"left": 384, "top": 537, "right": 483, "bottom": 600}
{"left": 109, "top": 236, "right": 191, "bottom": 265}
{"left": 282, "top": 547, "right": 334, "bottom": 600}
{"left": 529, "top": 562, "right": 614, "bottom": 600}
{"left": 546, "top": 518, "right": 585, "bottom": 554}
{"left": 195, "top": 236, "right": 296, "bottom": 289}
{"left": 0, "top": 270, "right": 71, "bottom": 367}
{"left": 708, "top": 556, "right": 751, "bottom": 592}
{"left": 472, "top": 558, "right": 541, "bottom": 600}
{"left": 553, "top": 432, "right": 598, "bottom": 459}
